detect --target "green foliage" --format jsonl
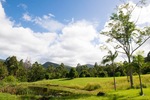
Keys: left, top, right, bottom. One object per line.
{"left": 4, "top": 56, "right": 19, "bottom": 76}
{"left": 28, "top": 62, "right": 46, "bottom": 82}
{"left": 3, "top": 75, "right": 17, "bottom": 83}
{"left": 98, "top": 71, "right": 108, "bottom": 77}
{"left": 76, "top": 64, "right": 88, "bottom": 75}
{"left": 0, "top": 62, "right": 8, "bottom": 80}
{"left": 68, "top": 68, "right": 78, "bottom": 79}
{"left": 79, "top": 70, "right": 91, "bottom": 77}
{"left": 115, "top": 72, "right": 121, "bottom": 77}
{"left": 16, "top": 67, "right": 27, "bottom": 82}
{"left": 145, "top": 51, "right": 150, "bottom": 62}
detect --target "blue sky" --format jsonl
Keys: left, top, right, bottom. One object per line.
{"left": 3, "top": 0, "right": 120, "bottom": 32}
{"left": 0, "top": 0, "right": 150, "bottom": 66}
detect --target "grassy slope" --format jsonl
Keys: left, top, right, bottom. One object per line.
{"left": 0, "top": 74, "right": 150, "bottom": 99}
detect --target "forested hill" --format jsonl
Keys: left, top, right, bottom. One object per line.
{"left": 42, "top": 62, "right": 59, "bottom": 68}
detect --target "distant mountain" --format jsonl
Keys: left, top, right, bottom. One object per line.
{"left": 0, "top": 59, "right": 4, "bottom": 62}
{"left": 86, "top": 64, "right": 94, "bottom": 68}
{"left": 42, "top": 61, "right": 72, "bottom": 71}
{"left": 42, "top": 62, "right": 59, "bottom": 68}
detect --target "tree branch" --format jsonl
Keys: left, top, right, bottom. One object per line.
{"left": 131, "top": 36, "right": 150, "bottom": 56}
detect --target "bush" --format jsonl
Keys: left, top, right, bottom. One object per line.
{"left": 115, "top": 72, "right": 121, "bottom": 77}
{"left": 135, "top": 84, "right": 147, "bottom": 89}
{"left": 97, "top": 91, "right": 105, "bottom": 96}
{"left": 98, "top": 71, "right": 108, "bottom": 77}
{"left": 3, "top": 75, "right": 17, "bottom": 83}
{"left": 84, "top": 83, "right": 101, "bottom": 91}
{"left": 16, "top": 87, "right": 33, "bottom": 95}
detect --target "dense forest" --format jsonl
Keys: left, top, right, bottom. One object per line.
{"left": 0, "top": 51, "right": 149, "bottom": 82}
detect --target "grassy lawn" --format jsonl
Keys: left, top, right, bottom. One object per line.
{"left": 0, "top": 74, "right": 150, "bottom": 100}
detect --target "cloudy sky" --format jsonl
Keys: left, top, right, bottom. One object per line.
{"left": 0, "top": 0, "right": 150, "bottom": 66}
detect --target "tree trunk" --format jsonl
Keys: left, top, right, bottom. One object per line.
{"left": 113, "top": 75, "right": 116, "bottom": 91}
{"left": 138, "top": 68, "right": 143, "bottom": 95}
{"left": 113, "top": 65, "right": 116, "bottom": 91}
{"left": 128, "top": 55, "right": 134, "bottom": 88}
{"left": 129, "top": 68, "right": 134, "bottom": 88}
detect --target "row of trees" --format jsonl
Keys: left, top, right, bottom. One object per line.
{"left": 0, "top": 52, "right": 150, "bottom": 82}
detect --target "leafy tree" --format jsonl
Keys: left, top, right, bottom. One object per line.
{"left": 68, "top": 68, "right": 78, "bottom": 79}
{"left": 98, "top": 71, "right": 108, "bottom": 77}
{"left": 16, "top": 60, "right": 27, "bottom": 82}
{"left": 79, "top": 70, "right": 91, "bottom": 77}
{"left": 115, "top": 63, "right": 126, "bottom": 76}
{"left": 0, "top": 61, "right": 8, "bottom": 80}
{"left": 28, "top": 62, "right": 45, "bottom": 82}
{"left": 145, "top": 51, "right": 150, "bottom": 62}
{"left": 4, "top": 56, "right": 19, "bottom": 76}
{"left": 76, "top": 64, "right": 88, "bottom": 75}
{"left": 103, "top": 64, "right": 114, "bottom": 77}
{"left": 46, "top": 65, "right": 56, "bottom": 79}
{"left": 101, "top": 0, "right": 150, "bottom": 87}
{"left": 132, "top": 52, "right": 145, "bottom": 95}
{"left": 88, "top": 67, "right": 97, "bottom": 77}
{"left": 55, "top": 63, "right": 68, "bottom": 78}
{"left": 102, "top": 50, "right": 118, "bottom": 90}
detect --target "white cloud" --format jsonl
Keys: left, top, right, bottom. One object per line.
{"left": 22, "top": 13, "right": 32, "bottom": 21}
{"left": 0, "top": 0, "right": 5, "bottom": 2}
{"left": 0, "top": 2, "right": 57, "bottom": 63}
{"left": 0, "top": 2, "right": 105, "bottom": 66}
{"left": 17, "top": 3, "right": 28, "bottom": 10}
{"left": 33, "top": 15, "right": 64, "bottom": 32}
{"left": 22, "top": 13, "right": 64, "bottom": 32}
{"left": 39, "top": 20, "right": 105, "bottom": 66}
{"left": 0, "top": 1, "right": 150, "bottom": 67}
{"left": 131, "top": 4, "right": 150, "bottom": 26}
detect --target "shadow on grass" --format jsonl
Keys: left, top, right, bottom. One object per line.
{"left": 107, "top": 94, "right": 125, "bottom": 100}
{"left": 20, "top": 94, "right": 91, "bottom": 100}
{"left": 49, "top": 94, "right": 91, "bottom": 100}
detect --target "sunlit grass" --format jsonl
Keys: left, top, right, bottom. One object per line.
{"left": 0, "top": 74, "right": 150, "bottom": 99}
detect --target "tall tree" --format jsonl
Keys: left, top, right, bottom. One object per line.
{"left": 101, "top": 0, "right": 150, "bottom": 87}
{"left": 16, "top": 60, "right": 27, "bottom": 82}
{"left": 4, "top": 56, "right": 18, "bottom": 76}
{"left": 28, "top": 62, "right": 45, "bottom": 82}
{"left": 0, "top": 61, "right": 8, "bottom": 80}
{"left": 102, "top": 50, "right": 118, "bottom": 91}
{"left": 68, "top": 68, "right": 78, "bottom": 79}
{"left": 132, "top": 52, "right": 145, "bottom": 95}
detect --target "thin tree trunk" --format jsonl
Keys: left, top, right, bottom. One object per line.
{"left": 114, "top": 75, "right": 116, "bottom": 91}
{"left": 128, "top": 55, "right": 134, "bottom": 88}
{"left": 127, "top": 71, "right": 130, "bottom": 82}
{"left": 138, "top": 69, "right": 143, "bottom": 95}
{"left": 113, "top": 65, "right": 116, "bottom": 91}
{"left": 129, "top": 68, "right": 134, "bottom": 88}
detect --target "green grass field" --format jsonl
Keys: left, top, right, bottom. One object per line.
{"left": 0, "top": 74, "right": 150, "bottom": 100}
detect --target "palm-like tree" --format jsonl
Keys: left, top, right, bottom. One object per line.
{"left": 132, "top": 54, "right": 145, "bottom": 95}
{"left": 102, "top": 50, "right": 118, "bottom": 91}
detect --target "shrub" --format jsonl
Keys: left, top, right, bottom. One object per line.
{"left": 98, "top": 71, "right": 108, "bottom": 77}
{"left": 3, "top": 75, "right": 17, "bottom": 83}
{"left": 97, "top": 91, "right": 106, "bottom": 96}
{"left": 16, "top": 87, "right": 33, "bottom": 95}
{"left": 115, "top": 72, "right": 121, "bottom": 77}
{"left": 84, "top": 83, "right": 101, "bottom": 91}
{"left": 135, "top": 84, "right": 147, "bottom": 89}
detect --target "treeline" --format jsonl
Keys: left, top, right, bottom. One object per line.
{"left": 0, "top": 52, "right": 150, "bottom": 82}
